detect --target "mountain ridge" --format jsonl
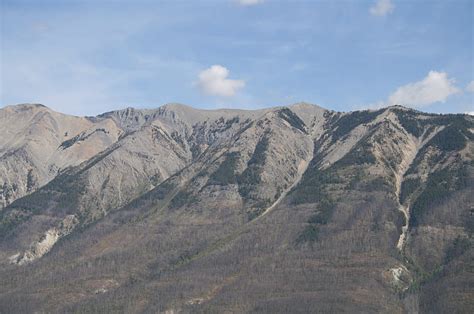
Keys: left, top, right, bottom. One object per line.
{"left": 0, "top": 101, "right": 472, "bottom": 313}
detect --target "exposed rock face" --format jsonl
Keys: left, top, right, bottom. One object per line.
{"left": 9, "top": 214, "right": 78, "bottom": 265}
{"left": 0, "top": 104, "right": 122, "bottom": 209}
{"left": 0, "top": 103, "right": 472, "bottom": 313}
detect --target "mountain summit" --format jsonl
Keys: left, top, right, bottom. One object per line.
{"left": 0, "top": 103, "right": 472, "bottom": 313}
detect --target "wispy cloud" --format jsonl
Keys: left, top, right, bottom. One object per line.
{"left": 466, "top": 81, "right": 474, "bottom": 93}
{"left": 370, "top": 0, "right": 395, "bottom": 17}
{"left": 237, "top": 0, "right": 265, "bottom": 6}
{"left": 0, "top": 5, "right": 200, "bottom": 115}
{"left": 197, "top": 65, "right": 245, "bottom": 97}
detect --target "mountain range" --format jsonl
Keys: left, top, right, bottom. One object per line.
{"left": 0, "top": 102, "right": 472, "bottom": 313}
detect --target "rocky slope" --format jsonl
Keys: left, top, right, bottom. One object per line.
{"left": 0, "top": 103, "right": 472, "bottom": 313}
{"left": 0, "top": 104, "right": 123, "bottom": 209}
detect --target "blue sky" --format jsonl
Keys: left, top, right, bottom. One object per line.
{"left": 1, "top": 0, "right": 473, "bottom": 115}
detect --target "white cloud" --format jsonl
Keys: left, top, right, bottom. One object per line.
{"left": 466, "top": 81, "right": 474, "bottom": 93}
{"left": 237, "top": 0, "right": 264, "bottom": 6}
{"left": 465, "top": 111, "right": 474, "bottom": 115}
{"left": 387, "top": 71, "right": 460, "bottom": 107}
{"left": 197, "top": 65, "right": 245, "bottom": 97}
{"left": 370, "top": 0, "right": 395, "bottom": 17}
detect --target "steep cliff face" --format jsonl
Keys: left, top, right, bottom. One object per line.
{"left": 0, "top": 103, "right": 472, "bottom": 313}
